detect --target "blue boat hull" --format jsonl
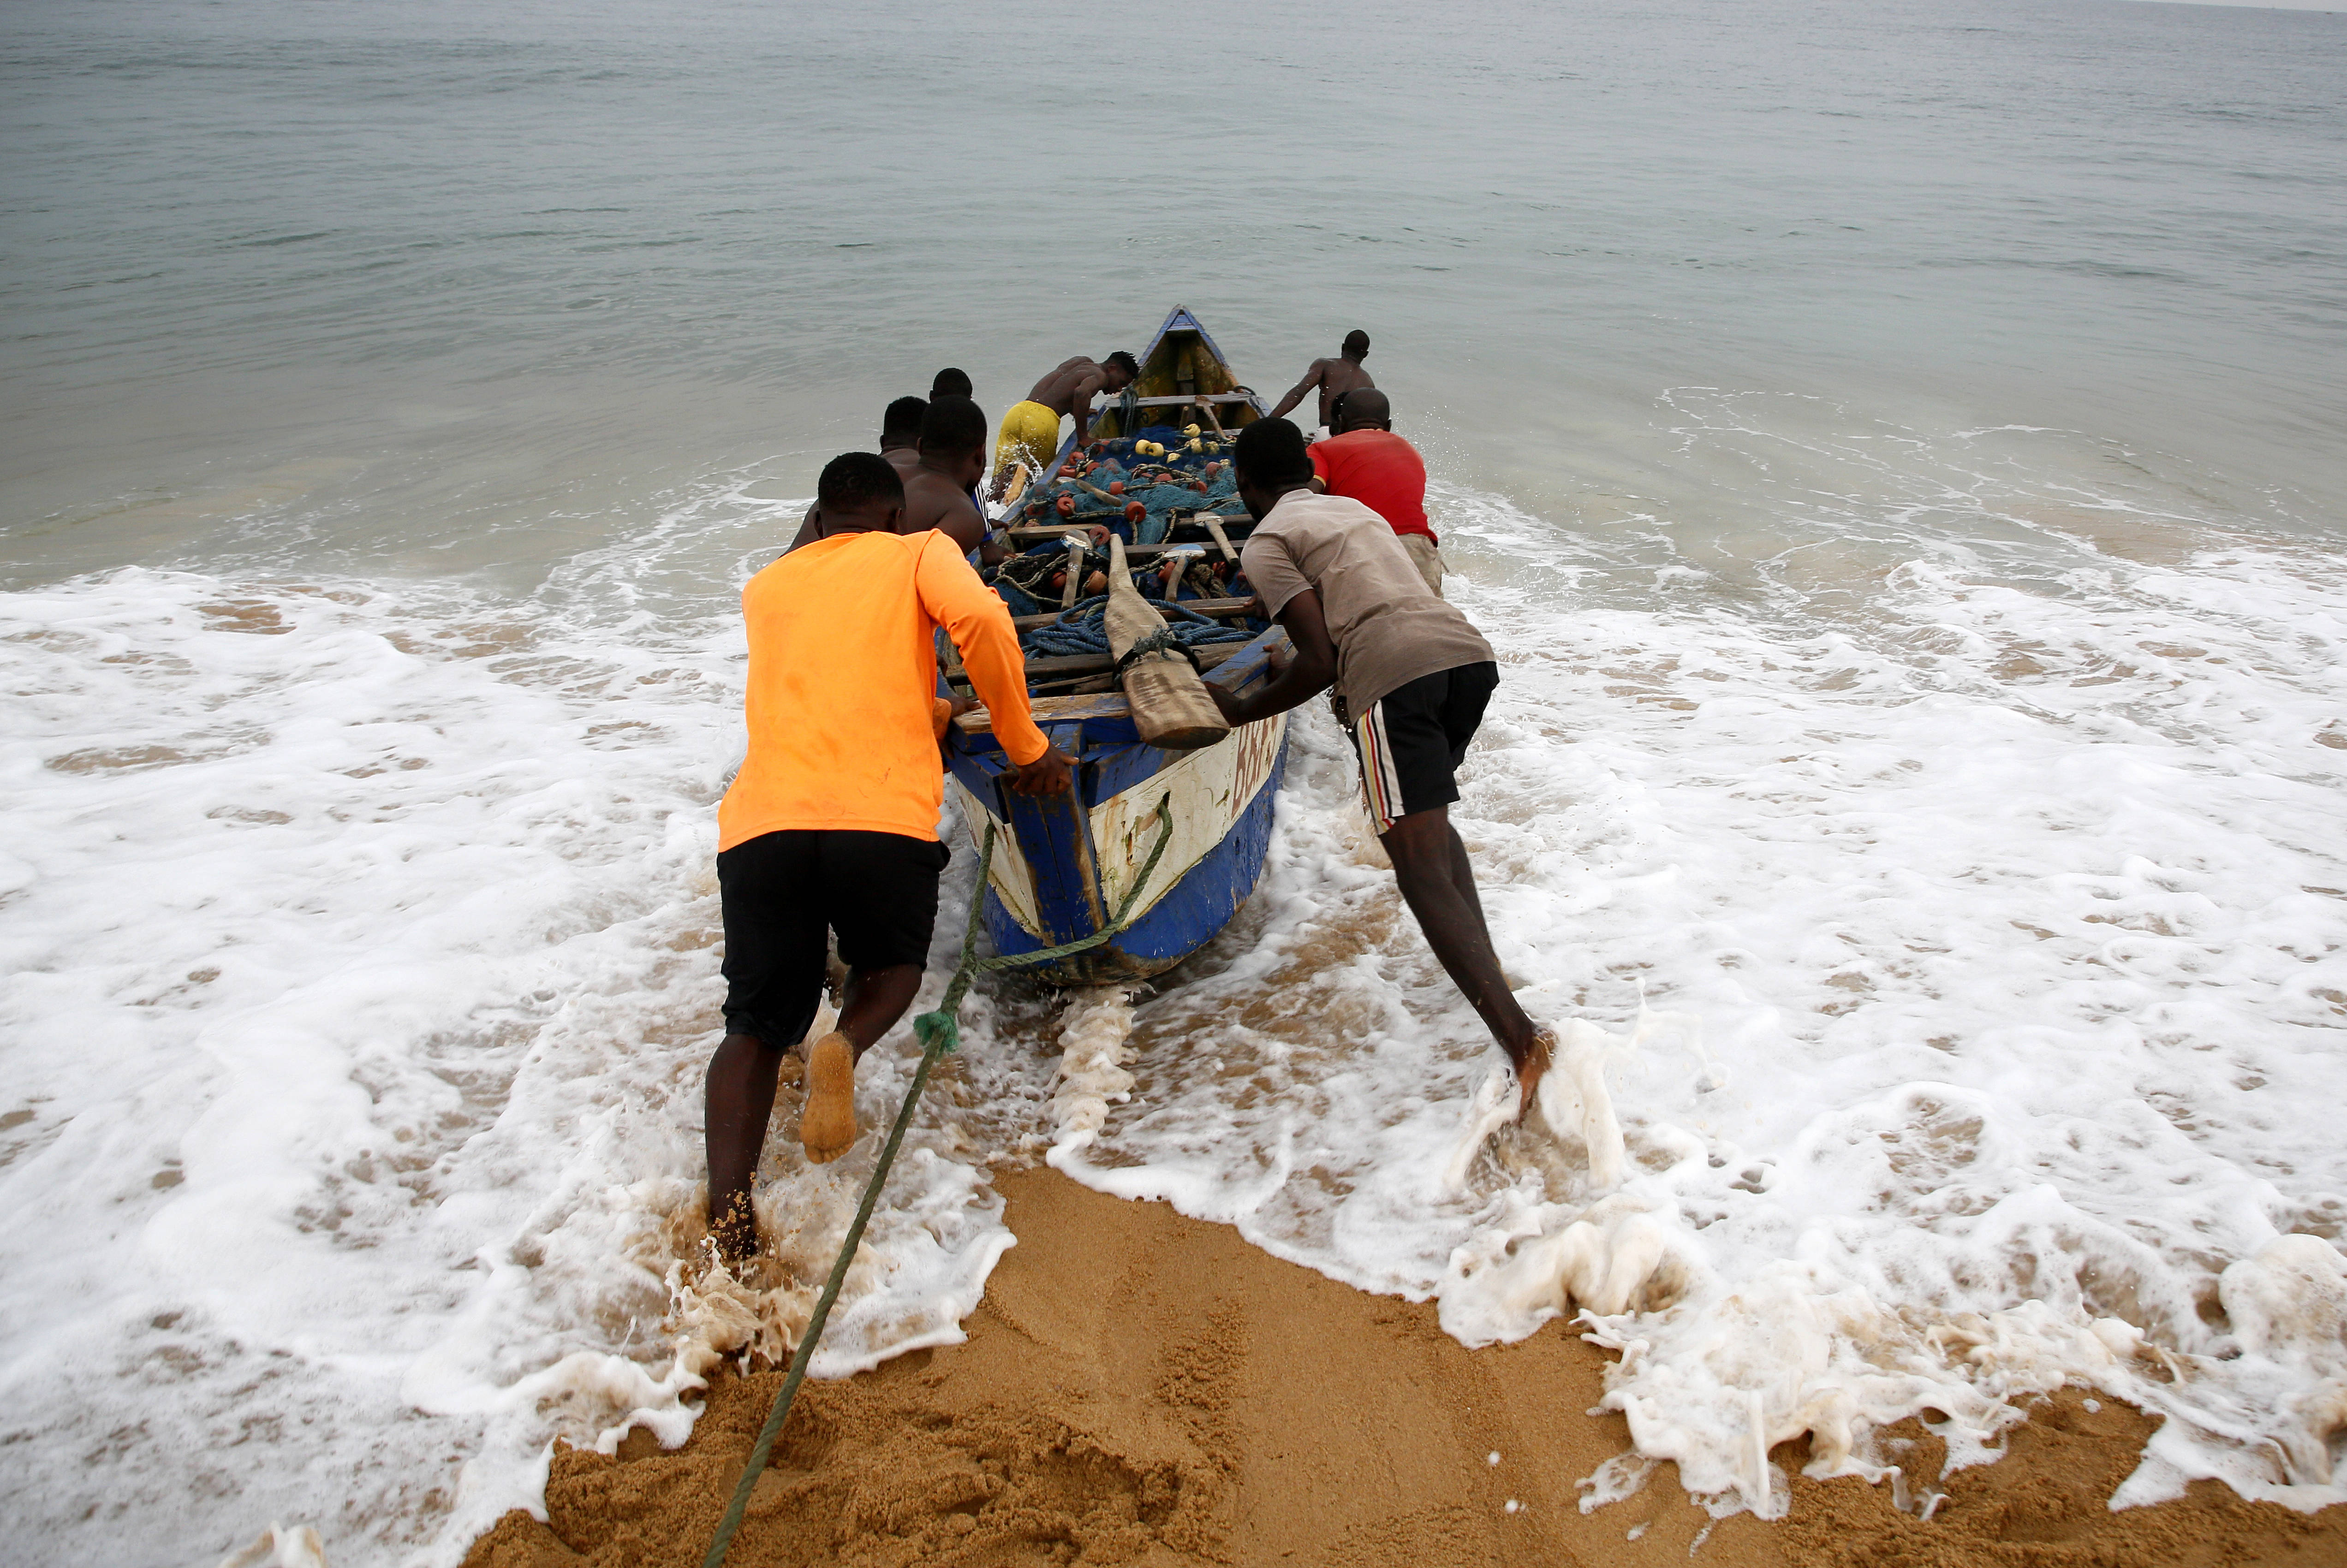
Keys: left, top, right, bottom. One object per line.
{"left": 945, "top": 630, "right": 1290, "bottom": 986}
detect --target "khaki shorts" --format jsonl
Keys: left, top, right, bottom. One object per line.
{"left": 1400, "top": 532, "right": 1445, "bottom": 597}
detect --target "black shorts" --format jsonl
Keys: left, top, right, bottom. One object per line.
{"left": 716, "top": 830, "right": 949, "bottom": 1050}
{"left": 1347, "top": 662, "right": 1499, "bottom": 834}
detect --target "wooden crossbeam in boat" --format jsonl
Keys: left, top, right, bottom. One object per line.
{"left": 1012, "top": 596, "right": 1255, "bottom": 632}
{"left": 1003, "top": 517, "right": 1254, "bottom": 551}
{"left": 1020, "top": 641, "right": 1250, "bottom": 680}
{"left": 1121, "top": 393, "right": 1254, "bottom": 407}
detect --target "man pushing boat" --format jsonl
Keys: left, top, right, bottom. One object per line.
{"left": 1309, "top": 388, "right": 1445, "bottom": 597}
{"left": 706, "top": 451, "right": 1072, "bottom": 1263}
{"left": 990, "top": 351, "right": 1140, "bottom": 499}
{"left": 1268, "top": 328, "right": 1376, "bottom": 435}
{"left": 1209, "top": 418, "right": 1555, "bottom": 1117}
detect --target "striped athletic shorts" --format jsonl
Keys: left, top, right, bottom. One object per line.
{"left": 1346, "top": 662, "right": 1500, "bottom": 835}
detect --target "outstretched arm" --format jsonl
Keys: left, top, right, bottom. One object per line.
{"left": 1267, "top": 360, "right": 1325, "bottom": 422}
{"left": 1208, "top": 588, "right": 1336, "bottom": 726}
{"left": 1068, "top": 371, "right": 1107, "bottom": 446}
{"left": 914, "top": 537, "right": 1072, "bottom": 795}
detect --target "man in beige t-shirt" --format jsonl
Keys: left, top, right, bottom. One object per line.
{"left": 1213, "top": 417, "right": 1554, "bottom": 1119}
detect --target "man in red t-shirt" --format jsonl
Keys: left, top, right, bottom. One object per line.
{"left": 1308, "top": 389, "right": 1445, "bottom": 596}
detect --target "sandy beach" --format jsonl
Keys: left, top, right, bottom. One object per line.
{"left": 9, "top": 5, "right": 2347, "bottom": 1561}
{"left": 462, "top": 1169, "right": 2347, "bottom": 1568}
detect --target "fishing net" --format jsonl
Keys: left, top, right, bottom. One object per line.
{"left": 1021, "top": 595, "right": 1256, "bottom": 662}
{"left": 1006, "top": 424, "right": 1244, "bottom": 546}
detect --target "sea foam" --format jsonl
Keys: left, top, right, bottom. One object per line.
{"left": 1048, "top": 436, "right": 2347, "bottom": 1521}
{"left": 5, "top": 416, "right": 2346, "bottom": 1563}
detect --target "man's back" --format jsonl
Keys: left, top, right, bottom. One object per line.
{"left": 900, "top": 467, "right": 985, "bottom": 553}
{"left": 1311, "top": 428, "right": 1430, "bottom": 542}
{"left": 722, "top": 529, "right": 1039, "bottom": 848}
{"left": 1027, "top": 357, "right": 1098, "bottom": 412}
{"left": 1239, "top": 492, "right": 1489, "bottom": 719}
{"left": 1315, "top": 356, "right": 1375, "bottom": 424}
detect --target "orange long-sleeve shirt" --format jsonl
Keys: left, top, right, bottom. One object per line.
{"left": 717, "top": 529, "right": 1050, "bottom": 850}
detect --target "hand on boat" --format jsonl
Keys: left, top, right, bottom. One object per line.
{"left": 1007, "top": 742, "right": 1075, "bottom": 796}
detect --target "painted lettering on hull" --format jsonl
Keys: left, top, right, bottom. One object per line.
{"left": 1095, "top": 714, "right": 1287, "bottom": 925}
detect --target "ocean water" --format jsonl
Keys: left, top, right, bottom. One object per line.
{"left": 4, "top": 0, "right": 2346, "bottom": 1562}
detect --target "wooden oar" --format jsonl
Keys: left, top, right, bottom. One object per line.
{"left": 1104, "top": 535, "right": 1231, "bottom": 752}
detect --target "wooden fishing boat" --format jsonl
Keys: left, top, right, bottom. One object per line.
{"left": 943, "top": 306, "right": 1291, "bottom": 986}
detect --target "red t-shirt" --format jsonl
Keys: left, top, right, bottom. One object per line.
{"left": 1308, "top": 430, "right": 1434, "bottom": 543}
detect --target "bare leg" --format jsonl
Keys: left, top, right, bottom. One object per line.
{"left": 799, "top": 962, "right": 925, "bottom": 1164}
{"left": 1445, "top": 822, "right": 1488, "bottom": 929}
{"left": 836, "top": 963, "right": 923, "bottom": 1054}
{"left": 705, "top": 1030, "right": 783, "bottom": 1264}
{"left": 1380, "top": 807, "right": 1551, "bottom": 1117}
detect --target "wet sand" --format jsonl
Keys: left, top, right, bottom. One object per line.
{"left": 464, "top": 1169, "right": 2346, "bottom": 1568}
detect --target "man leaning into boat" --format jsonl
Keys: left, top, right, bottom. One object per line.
{"left": 1268, "top": 328, "right": 1376, "bottom": 437}
{"left": 990, "top": 351, "right": 1140, "bottom": 499}
{"left": 1209, "top": 418, "right": 1555, "bottom": 1117}
{"left": 705, "top": 452, "right": 1072, "bottom": 1264}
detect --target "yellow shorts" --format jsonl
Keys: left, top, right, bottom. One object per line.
{"left": 995, "top": 400, "right": 1064, "bottom": 477}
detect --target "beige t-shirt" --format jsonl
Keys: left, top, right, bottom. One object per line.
{"left": 1240, "top": 490, "right": 1494, "bottom": 716}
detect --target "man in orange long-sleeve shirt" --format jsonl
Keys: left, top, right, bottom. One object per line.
{"left": 708, "top": 451, "right": 1071, "bottom": 1263}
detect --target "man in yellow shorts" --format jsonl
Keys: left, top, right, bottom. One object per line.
{"left": 990, "top": 350, "right": 1139, "bottom": 499}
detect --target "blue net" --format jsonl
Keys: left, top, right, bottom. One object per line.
{"left": 1021, "top": 596, "right": 1257, "bottom": 662}
{"left": 1009, "top": 425, "right": 1244, "bottom": 546}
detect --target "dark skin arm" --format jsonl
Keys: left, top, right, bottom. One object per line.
{"left": 1067, "top": 370, "right": 1108, "bottom": 446}
{"left": 787, "top": 503, "right": 822, "bottom": 553}
{"left": 1206, "top": 588, "right": 1338, "bottom": 727}
{"left": 1268, "top": 359, "right": 1327, "bottom": 422}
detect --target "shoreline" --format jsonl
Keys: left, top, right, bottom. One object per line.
{"left": 463, "top": 1167, "right": 2345, "bottom": 1567}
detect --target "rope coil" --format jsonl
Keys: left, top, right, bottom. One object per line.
{"left": 1111, "top": 625, "right": 1203, "bottom": 682}
{"left": 700, "top": 801, "right": 1177, "bottom": 1568}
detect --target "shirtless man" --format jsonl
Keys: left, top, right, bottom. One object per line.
{"left": 789, "top": 396, "right": 929, "bottom": 552}
{"left": 1269, "top": 329, "right": 1376, "bottom": 434}
{"left": 899, "top": 396, "right": 995, "bottom": 560}
{"left": 879, "top": 395, "right": 928, "bottom": 475}
{"left": 991, "top": 351, "right": 1139, "bottom": 499}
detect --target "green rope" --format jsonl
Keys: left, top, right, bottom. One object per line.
{"left": 701, "top": 799, "right": 1176, "bottom": 1568}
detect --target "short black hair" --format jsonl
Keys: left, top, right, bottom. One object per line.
{"left": 880, "top": 396, "right": 928, "bottom": 448}
{"left": 1342, "top": 329, "right": 1370, "bottom": 355}
{"left": 1234, "top": 418, "right": 1314, "bottom": 491}
{"left": 919, "top": 394, "right": 988, "bottom": 456}
{"left": 1104, "top": 350, "right": 1140, "bottom": 377}
{"left": 817, "top": 451, "right": 905, "bottom": 515}
{"left": 931, "top": 367, "right": 972, "bottom": 398}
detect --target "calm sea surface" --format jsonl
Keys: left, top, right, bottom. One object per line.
{"left": 4, "top": 0, "right": 2343, "bottom": 586}
{"left": 5, "top": 3, "right": 2347, "bottom": 1563}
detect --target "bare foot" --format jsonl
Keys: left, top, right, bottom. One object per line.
{"left": 709, "top": 1194, "right": 758, "bottom": 1267}
{"left": 1514, "top": 1026, "right": 1555, "bottom": 1123}
{"left": 799, "top": 1031, "right": 858, "bottom": 1164}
